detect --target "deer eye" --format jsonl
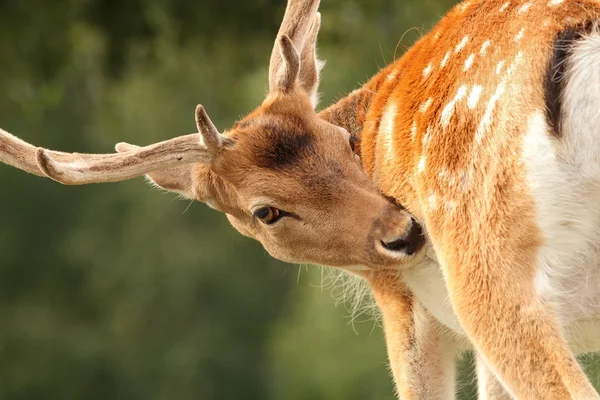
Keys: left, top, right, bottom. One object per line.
{"left": 253, "top": 206, "right": 282, "bottom": 225}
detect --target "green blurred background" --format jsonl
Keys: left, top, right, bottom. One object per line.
{"left": 1, "top": 1, "right": 599, "bottom": 399}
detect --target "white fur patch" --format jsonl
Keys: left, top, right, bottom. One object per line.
{"left": 514, "top": 27, "right": 525, "bottom": 42}
{"left": 420, "top": 97, "right": 433, "bottom": 113}
{"left": 380, "top": 102, "right": 398, "bottom": 163}
{"left": 525, "top": 32, "right": 600, "bottom": 322}
{"left": 518, "top": 2, "right": 532, "bottom": 13}
{"left": 475, "top": 83, "right": 504, "bottom": 144}
{"left": 455, "top": 36, "right": 469, "bottom": 54}
{"left": 480, "top": 40, "right": 491, "bottom": 56}
{"left": 464, "top": 53, "right": 475, "bottom": 71}
{"left": 386, "top": 69, "right": 399, "bottom": 82}
{"left": 499, "top": 1, "right": 510, "bottom": 12}
{"left": 418, "top": 155, "right": 427, "bottom": 172}
{"left": 458, "top": 1, "right": 472, "bottom": 12}
{"left": 467, "top": 85, "right": 483, "bottom": 109}
{"left": 423, "top": 62, "right": 433, "bottom": 79}
{"left": 441, "top": 85, "right": 467, "bottom": 128}
{"left": 422, "top": 127, "right": 431, "bottom": 147}
{"left": 428, "top": 192, "right": 438, "bottom": 209}
{"left": 496, "top": 60, "right": 505, "bottom": 75}
{"left": 441, "top": 51, "right": 451, "bottom": 68}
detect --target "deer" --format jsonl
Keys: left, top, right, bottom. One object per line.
{"left": 3, "top": 0, "right": 600, "bottom": 398}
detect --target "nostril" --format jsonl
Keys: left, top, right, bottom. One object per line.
{"left": 380, "top": 217, "right": 426, "bottom": 256}
{"left": 381, "top": 238, "right": 410, "bottom": 252}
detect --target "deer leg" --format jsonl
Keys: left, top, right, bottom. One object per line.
{"left": 475, "top": 353, "right": 513, "bottom": 400}
{"left": 369, "top": 272, "right": 458, "bottom": 400}
{"left": 440, "top": 251, "right": 598, "bottom": 399}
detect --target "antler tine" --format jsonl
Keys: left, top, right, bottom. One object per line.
{"left": 1, "top": 105, "right": 230, "bottom": 185}
{"left": 268, "top": 0, "right": 321, "bottom": 92}
{"left": 195, "top": 104, "right": 228, "bottom": 152}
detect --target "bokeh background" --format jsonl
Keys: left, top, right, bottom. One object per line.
{"left": 1, "top": 1, "right": 599, "bottom": 399}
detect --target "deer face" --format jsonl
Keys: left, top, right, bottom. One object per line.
{"left": 0, "top": 0, "right": 426, "bottom": 271}
{"left": 190, "top": 91, "right": 425, "bottom": 268}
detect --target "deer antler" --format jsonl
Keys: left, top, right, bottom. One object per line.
{"left": 0, "top": 105, "right": 229, "bottom": 185}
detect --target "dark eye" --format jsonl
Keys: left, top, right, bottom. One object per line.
{"left": 349, "top": 135, "right": 359, "bottom": 152}
{"left": 254, "top": 207, "right": 283, "bottom": 225}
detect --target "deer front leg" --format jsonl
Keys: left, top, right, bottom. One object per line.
{"left": 368, "top": 272, "right": 457, "bottom": 400}
{"left": 439, "top": 245, "right": 598, "bottom": 399}
{"left": 475, "top": 354, "right": 513, "bottom": 400}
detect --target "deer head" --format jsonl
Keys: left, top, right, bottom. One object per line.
{"left": 0, "top": 0, "right": 426, "bottom": 270}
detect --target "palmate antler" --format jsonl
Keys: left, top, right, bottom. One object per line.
{"left": 0, "top": 105, "right": 228, "bottom": 185}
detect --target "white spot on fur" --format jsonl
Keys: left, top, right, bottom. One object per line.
{"left": 433, "top": 30, "right": 441, "bottom": 40}
{"left": 418, "top": 155, "right": 426, "bottom": 172}
{"left": 475, "top": 83, "right": 505, "bottom": 144}
{"left": 496, "top": 60, "right": 505, "bottom": 74}
{"left": 515, "top": 27, "right": 525, "bottom": 42}
{"left": 480, "top": 40, "right": 491, "bottom": 56}
{"left": 464, "top": 53, "right": 475, "bottom": 71}
{"left": 420, "top": 97, "right": 433, "bottom": 113}
{"left": 474, "top": 51, "right": 522, "bottom": 144}
{"left": 455, "top": 36, "right": 469, "bottom": 54}
{"left": 423, "top": 63, "right": 433, "bottom": 79}
{"left": 386, "top": 70, "right": 399, "bottom": 82}
{"left": 443, "top": 199, "right": 457, "bottom": 213}
{"left": 428, "top": 192, "right": 438, "bottom": 209}
{"left": 467, "top": 85, "right": 483, "bottom": 109}
{"left": 499, "top": 1, "right": 510, "bottom": 12}
{"left": 457, "top": 169, "right": 471, "bottom": 192}
{"left": 506, "top": 51, "right": 522, "bottom": 76}
{"left": 518, "top": 2, "right": 532, "bottom": 13}
{"left": 380, "top": 102, "right": 398, "bottom": 162}
{"left": 458, "top": 1, "right": 471, "bottom": 12}
{"left": 438, "top": 168, "right": 457, "bottom": 187}
{"left": 381, "top": 102, "right": 397, "bottom": 136}
{"left": 422, "top": 127, "right": 431, "bottom": 147}
{"left": 410, "top": 121, "right": 418, "bottom": 141}
{"left": 547, "top": 0, "right": 563, "bottom": 6}
{"left": 441, "top": 51, "right": 451, "bottom": 68}
{"left": 441, "top": 85, "right": 467, "bottom": 128}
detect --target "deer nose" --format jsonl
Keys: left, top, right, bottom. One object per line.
{"left": 380, "top": 218, "right": 425, "bottom": 255}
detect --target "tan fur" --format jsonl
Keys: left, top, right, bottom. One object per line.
{"left": 3, "top": 1, "right": 600, "bottom": 398}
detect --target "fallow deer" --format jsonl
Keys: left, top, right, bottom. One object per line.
{"left": 2, "top": 0, "right": 600, "bottom": 398}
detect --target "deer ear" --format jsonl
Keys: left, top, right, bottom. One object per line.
{"left": 115, "top": 143, "right": 233, "bottom": 213}
{"left": 268, "top": 2, "right": 323, "bottom": 108}
{"left": 299, "top": 13, "right": 325, "bottom": 109}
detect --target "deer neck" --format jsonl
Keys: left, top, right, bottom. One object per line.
{"left": 319, "top": 67, "right": 422, "bottom": 218}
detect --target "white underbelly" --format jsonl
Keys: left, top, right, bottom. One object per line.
{"left": 402, "top": 251, "right": 600, "bottom": 354}
{"left": 401, "top": 250, "right": 465, "bottom": 336}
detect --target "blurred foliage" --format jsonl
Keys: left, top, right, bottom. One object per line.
{"left": 0, "top": 0, "right": 598, "bottom": 399}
